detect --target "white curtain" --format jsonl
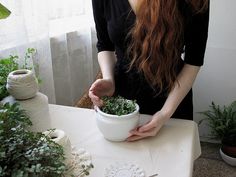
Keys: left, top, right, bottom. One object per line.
{"left": 0, "top": 0, "right": 99, "bottom": 105}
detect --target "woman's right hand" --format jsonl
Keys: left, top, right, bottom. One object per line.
{"left": 89, "top": 78, "right": 115, "bottom": 107}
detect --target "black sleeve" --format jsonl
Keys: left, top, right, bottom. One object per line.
{"left": 92, "top": 0, "right": 115, "bottom": 52}
{"left": 184, "top": 4, "right": 210, "bottom": 66}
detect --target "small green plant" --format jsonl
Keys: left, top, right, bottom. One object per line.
{"left": 199, "top": 101, "right": 236, "bottom": 141}
{"left": 0, "top": 55, "right": 19, "bottom": 100}
{"left": 0, "top": 103, "right": 66, "bottom": 177}
{"left": 22, "top": 48, "right": 36, "bottom": 70}
{"left": 0, "top": 48, "right": 40, "bottom": 100}
{"left": 101, "top": 96, "right": 137, "bottom": 116}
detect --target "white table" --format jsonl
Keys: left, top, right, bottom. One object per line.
{"left": 49, "top": 104, "right": 201, "bottom": 177}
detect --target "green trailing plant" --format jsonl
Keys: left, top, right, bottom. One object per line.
{"left": 0, "top": 103, "right": 66, "bottom": 177}
{"left": 101, "top": 96, "right": 137, "bottom": 116}
{"left": 0, "top": 48, "right": 40, "bottom": 100}
{"left": 199, "top": 101, "right": 236, "bottom": 142}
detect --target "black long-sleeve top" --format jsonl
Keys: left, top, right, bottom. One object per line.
{"left": 92, "top": 0, "right": 209, "bottom": 119}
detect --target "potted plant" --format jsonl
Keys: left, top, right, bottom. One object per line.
{"left": 199, "top": 101, "right": 236, "bottom": 166}
{"left": 96, "top": 96, "right": 140, "bottom": 141}
{"left": 0, "top": 48, "right": 39, "bottom": 101}
{"left": 0, "top": 102, "right": 66, "bottom": 176}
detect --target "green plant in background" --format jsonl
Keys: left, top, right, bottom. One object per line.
{"left": 0, "top": 103, "right": 66, "bottom": 177}
{"left": 0, "top": 3, "right": 11, "bottom": 19}
{"left": 0, "top": 48, "right": 40, "bottom": 101}
{"left": 21, "top": 48, "right": 42, "bottom": 83}
{"left": 22, "top": 48, "right": 36, "bottom": 70}
{"left": 199, "top": 101, "right": 236, "bottom": 141}
{"left": 101, "top": 96, "right": 137, "bottom": 116}
{"left": 0, "top": 55, "right": 19, "bottom": 100}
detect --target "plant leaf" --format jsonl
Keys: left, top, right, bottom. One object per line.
{"left": 0, "top": 3, "right": 11, "bottom": 19}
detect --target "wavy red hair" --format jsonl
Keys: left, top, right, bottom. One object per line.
{"left": 128, "top": 0, "right": 209, "bottom": 94}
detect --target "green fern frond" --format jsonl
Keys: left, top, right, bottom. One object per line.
{"left": 199, "top": 101, "right": 236, "bottom": 141}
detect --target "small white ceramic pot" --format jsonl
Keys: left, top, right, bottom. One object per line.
{"left": 96, "top": 103, "right": 140, "bottom": 142}
{"left": 6, "top": 69, "right": 38, "bottom": 100}
{"left": 220, "top": 148, "right": 236, "bottom": 166}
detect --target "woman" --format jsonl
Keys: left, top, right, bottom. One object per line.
{"left": 89, "top": 0, "right": 209, "bottom": 141}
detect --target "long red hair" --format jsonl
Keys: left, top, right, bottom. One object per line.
{"left": 128, "top": 0, "right": 209, "bottom": 94}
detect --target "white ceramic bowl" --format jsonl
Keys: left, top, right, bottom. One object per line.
{"left": 96, "top": 103, "right": 140, "bottom": 141}
{"left": 220, "top": 148, "right": 236, "bottom": 166}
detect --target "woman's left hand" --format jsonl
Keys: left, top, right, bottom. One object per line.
{"left": 126, "top": 111, "right": 169, "bottom": 142}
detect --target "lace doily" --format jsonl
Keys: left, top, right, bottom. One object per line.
{"left": 105, "top": 162, "right": 145, "bottom": 177}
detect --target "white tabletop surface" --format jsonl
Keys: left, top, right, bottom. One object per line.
{"left": 49, "top": 104, "right": 201, "bottom": 177}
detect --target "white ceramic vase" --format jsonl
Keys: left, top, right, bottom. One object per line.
{"left": 96, "top": 103, "right": 140, "bottom": 142}
{"left": 6, "top": 69, "right": 38, "bottom": 100}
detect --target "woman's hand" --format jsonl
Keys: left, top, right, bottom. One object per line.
{"left": 126, "top": 111, "right": 169, "bottom": 142}
{"left": 89, "top": 78, "right": 115, "bottom": 107}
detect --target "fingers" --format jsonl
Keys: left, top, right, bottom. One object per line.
{"left": 138, "top": 119, "right": 158, "bottom": 133}
{"left": 126, "top": 127, "right": 159, "bottom": 142}
{"left": 89, "top": 90, "right": 103, "bottom": 107}
{"left": 89, "top": 78, "right": 115, "bottom": 99}
{"left": 89, "top": 78, "right": 115, "bottom": 108}
{"left": 89, "top": 79, "right": 101, "bottom": 94}
{"left": 126, "top": 135, "right": 145, "bottom": 142}
{"left": 130, "top": 127, "right": 157, "bottom": 136}
{"left": 89, "top": 80, "right": 104, "bottom": 107}
{"left": 126, "top": 111, "right": 168, "bottom": 142}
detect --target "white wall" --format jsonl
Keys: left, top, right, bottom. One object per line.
{"left": 193, "top": 0, "right": 236, "bottom": 141}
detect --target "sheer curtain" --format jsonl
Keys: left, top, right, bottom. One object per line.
{"left": 0, "top": 0, "right": 99, "bottom": 105}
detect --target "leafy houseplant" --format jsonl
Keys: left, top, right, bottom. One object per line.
{"left": 96, "top": 96, "right": 139, "bottom": 141}
{"left": 101, "top": 96, "right": 137, "bottom": 116}
{"left": 0, "top": 55, "right": 18, "bottom": 100}
{"left": 199, "top": 101, "right": 236, "bottom": 165}
{"left": 0, "top": 48, "right": 39, "bottom": 101}
{"left": 0, "top": 103, "right": 66, "bottom": 177}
